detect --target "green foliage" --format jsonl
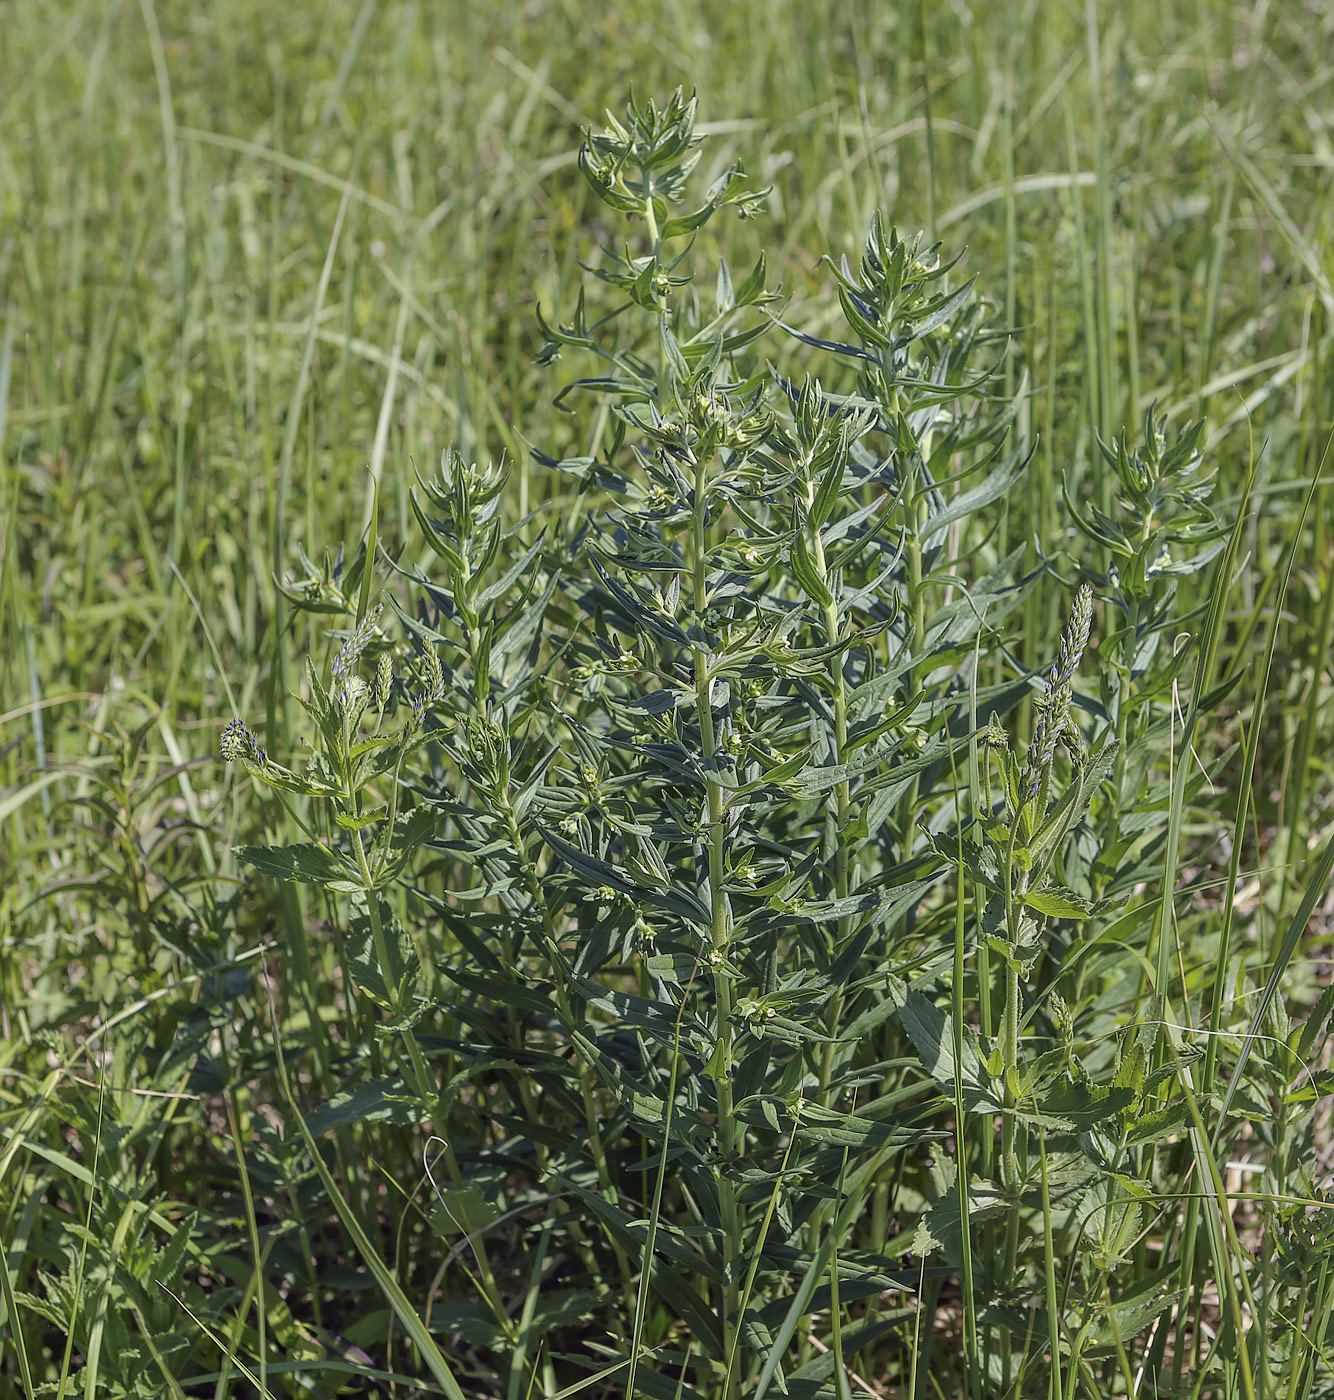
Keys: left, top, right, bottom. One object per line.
{"left": 4, "top": 8, "right": 1334, "bottom": 1400}
{"left": 195, "top": 94, "right": 1330, "bottom": 1399}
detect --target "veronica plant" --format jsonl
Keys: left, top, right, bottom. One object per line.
{"left": 1063, "top": 412, "right": 1227, "bottom": 898}
{"left": 221, "top": 600, "right": 442, "bottom": 1096}
{"left": 215, "top": 91, "right": 1328, "bottom": 1400}
{"left": 225, "top": 91, "right": 1044, "bottom": 1398}
{"left": 514, "top": 91, "right": 1037, "bottom": 1397}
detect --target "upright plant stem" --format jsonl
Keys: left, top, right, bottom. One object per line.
{"left": 810, "top": 497, "right": 852, "bottom": 1103}
{"left": 350, "top": 825, "right": 506, "bottom": 1314}
{"left": 691, "top": 450, "right": 742, "bottom": 1396}
{"left": 643, "top": 164, "right": 743, "bottom": 1385}
{"left": 998, "top": 810, "right": 1029, "bottom": 1392}
{"left": 492, "top": 801, "right": 636, "bottom": 1298}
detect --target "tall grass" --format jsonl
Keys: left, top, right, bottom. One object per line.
{"left": 2, "top": 4, "right": 1333, "bottom": 1397}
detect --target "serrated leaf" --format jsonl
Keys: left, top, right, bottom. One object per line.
{"left": 346, "top": 905, "right": 420, "bottom": 1007}
{"left": 432, "top": 1185, "right": 499, "bottom": 1236}
{"left": 306, "top": 1078, "right": 418, "bottom": 1135}
{"left": 1124, "top": 1101, "right": 1190, "bottom": 1146}
{"left": 1019, "top": 1079, "right": 1136, "bottom": 1131}
{"left": 420, "top": 1302, "right": 506, "bottom": 1348}
{"left": 889, "top": 979, "right": 1001, "bottom": 1113}
{"left": 374, "top": 805, "right": 436, "bottom": 885}
{"left": 1022, "top": 886, "right": 1096, "bottom": 919}
{"left": 237, "top": 842, "right": 352, "bottom": 887}
{"left": 1079, "top": 1277, "right": 1181, "bottom": 1359}
{"left": 913, "top": 1173, "right": 1008, "bottom": 1258}
{"left": 246, "top": 760, "right": 340, "bottom": 797}
{"left": 1296, "top": 981, "right": 1334, "bottom": 1063}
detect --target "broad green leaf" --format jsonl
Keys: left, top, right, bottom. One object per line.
{"left": 237, "top": 842, "right": 352, "bottom": 887}
{"left": 306, "top": 1078, "right": 417, "bottom": 1136}
{"left": 888, "top": 979, "right": 1001, "bottom": 1113}
{"left": 1022, "top": 886, "right": 1096, "bottom": 919}
{"left": 1018, "top": 1079, "right": 1136, "bottom": 1131}
{"left": 912, "top": 1170, "right": 1008, "bottom": 1258}
{"left": 431, "top": 1186, "right": 499, "bottom": 1236}
{"left": 1078, "top": 1277, "right": 1181, "bottom": 1359}
{"left": 346, "top": 906, "right": 420, "bottom": 1008}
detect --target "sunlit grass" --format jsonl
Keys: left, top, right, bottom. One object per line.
{"left": 2, "top": 3, "right": 1332, "bottom": 1397}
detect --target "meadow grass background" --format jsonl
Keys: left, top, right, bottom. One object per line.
{"left": 2, "top": 1, "right": 1334, "bottom": 1396}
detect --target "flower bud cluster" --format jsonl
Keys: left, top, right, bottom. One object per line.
{"left": 412, "top": 646, "right": 446, "bottom": 726}
{"left": 220, "top": 717, "right": 266, "bottom": 766}
{"left": 1019, "top": 584, "right": 1093, "bottom": 803}
{"left": 332, "top": 605, "right": 383, "bottom": 684}
{"left": 374, "top": 653, "right": 394, "bottom": 710}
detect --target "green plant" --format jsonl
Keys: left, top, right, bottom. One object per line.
{"left": 6, "top": 9, "right": 1334, "bottom": 1393}
{"left": 205, "top": 92, "right": 1334, "bottom": 1400}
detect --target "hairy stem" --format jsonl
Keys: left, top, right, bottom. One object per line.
{"left": 810, "top": 512, "right": 852, "bottom": 1102}
{"left": 691, "top": 450, "right": 743, "bottom": 1396}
